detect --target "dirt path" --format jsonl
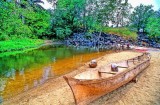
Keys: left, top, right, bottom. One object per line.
{"left": 3, "top": 51, "right": 160, "bottom": 105}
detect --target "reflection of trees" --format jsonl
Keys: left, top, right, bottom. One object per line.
{"left": 39, "top": 66, "right": 52, "bottom": 84}
{"left": 0, "top": 78, "right": 7, "bottom": 102}
{"left": 0, "top": 78, "right": 7, "bottom": 92}
{"left": 0, "top": 46, "right": 96, "bottom": 78}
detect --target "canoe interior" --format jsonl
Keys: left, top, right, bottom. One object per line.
{"left": 74, "top": 53, "right": 149, "bottom": 80}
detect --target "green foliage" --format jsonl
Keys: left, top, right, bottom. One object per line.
{"left": 0, "top": 1, "right": 32, "bottom": 40}
{"left": 0, "top": 0, "right": 136, "bottom": 40}
{"left": 104, "top": 0, "right": 132, "bottom": 27}
{"left": 1, "top": 0, "right": 158, "bottom": 42}
{"left": 51, "top": 0, "right": 86, "bottom": 38}
{"left": 130, "top": 4, "right": 154, "bottom": 32}
{"left": 0, "top": 38, "right": 43, "bottom": 54}
{"left": 146, "top": 17, "right": 160, "bottom": 38}
{"left": 103, "top": 27, "right": 137, "bottom": 40}
{"left": 51, "top": 0, "right": 134, "bottom": 39}
{"left": 23, "top": 5, "right": 51, "bottom": 38}
{"left": 0, "top": 1, "right": 51, "bottom": 40}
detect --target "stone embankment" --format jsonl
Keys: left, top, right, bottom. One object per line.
{"left": 65, "top": 32, "right": 133, "bottom": 50}
{"left": 64, "top": 32, "right": 160, "bottom": 49}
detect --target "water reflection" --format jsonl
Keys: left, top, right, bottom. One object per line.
{"left": 0, "top": 45, "right": 108, "bottom": 102}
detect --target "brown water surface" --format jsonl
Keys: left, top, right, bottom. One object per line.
{"left": 0, "top": 46, "right": 109, "bottom": 102}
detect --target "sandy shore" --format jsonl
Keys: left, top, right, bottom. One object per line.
{"left": 3, "top": 50, "right": 160, "bottom": 105}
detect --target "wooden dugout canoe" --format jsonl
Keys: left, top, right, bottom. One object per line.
{"left": 63, "top": 52, "right": 151, "bottom": 105}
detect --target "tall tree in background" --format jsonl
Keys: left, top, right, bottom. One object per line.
{"left": 0, "top": 1, "right": 32, "bottom": 40}
{"left": 51, "top": 0, "right": 86, "bottom": 38}
{"left": 85, "top": 0, "right": 132, "bottom": 27}
{"left": 146, "top": 9, "right": 160, "bottom": 39}
{"left": 51, "top": 0, "right": 132, "bottom": 39}
{"left": 130, "top": 4, "right": 154, "bottom": 32}
{"left": 107, "top": 0, "right": 131, "bottom": 27}
{"left": 2, "top": 0, "right": 156, "bottom": 40}
{"left": 16, "top": 0, "right": 51, "bottom": 38}
{"left": 0, "top": 0, "right": 51, "bottom": 40}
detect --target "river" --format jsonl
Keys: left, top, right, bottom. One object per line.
{"left": 0, "top": 45, "right": 108, "bottom": 102}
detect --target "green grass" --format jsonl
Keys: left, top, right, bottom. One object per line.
{"left": 102, "top": 27, "right": 137, "bottom": 40}
{"left": 0, "top": 38, "right": 44, "bottom": 57}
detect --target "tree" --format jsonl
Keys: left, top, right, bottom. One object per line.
{"left": 23, "top": 6, "right": 51, "bottom": 38}
{"left": 51, "top": 0, "right": 86, "bottom": 38}
{"left": 86, "top": 0, "right": 132, "bottom": 27}
{"left": 155, "top": 9, "right": 160, "bottom": 17}
{"left": 130, "top": 4, "right": 154, "bottom": 32}
{"left": 0, "top": 1, "right": 32, "bottom": 40}
{"left": 0, "top": 0, "right": 51, "bottom": 40}
{"left": 146, "top": 9, "right": 160, "bottom": 39}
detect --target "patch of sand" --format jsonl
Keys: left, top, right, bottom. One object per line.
{"left": 3, "top": 51, "right": 160, "bottom": 105}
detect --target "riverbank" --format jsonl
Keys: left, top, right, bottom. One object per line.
{"left": 0, "top": 39, "right": 65, "bottom": 57}
{"left": 3, "top": 50, "right": 160, "bottom": 105}
{"left": 0, "top": 39, "right": 64, "bottom": 57}
{"left": 1, "top": 32, "right": 159, "bottom": 57}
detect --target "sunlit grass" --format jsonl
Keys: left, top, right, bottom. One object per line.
{"left": 102, "top": 27, "right": 137, "bottom": 40}
{"left": 0, "top": 38, "right": 44, "bottom": 56}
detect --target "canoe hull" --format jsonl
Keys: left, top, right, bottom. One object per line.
{"left": 64, "top": 53, "right": 150, "bottom": 105}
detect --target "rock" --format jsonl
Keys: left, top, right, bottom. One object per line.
{"left": 136, "top": 33, "right": 160, "bottom": 48}
{"left": 65, "top": 32, "right": 159, "bottom": 49}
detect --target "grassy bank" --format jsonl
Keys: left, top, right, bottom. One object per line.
{"left": 0, "top": 38, "right": 44, "bottom": 57}
{"left": 102, "top": 27, "right": 137, "bottom": 40}
{"left": 0, "top": 27, "right": 137, "bottom": 57}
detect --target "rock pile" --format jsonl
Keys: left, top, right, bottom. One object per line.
{"left": 65, "top": 32, "right": 132, "bottom": 50}
{"left": 65, "top": 32, "right": 160, "bottom": 49}
{"left": 136, "top": 32, "right": 160, "bottom": 48}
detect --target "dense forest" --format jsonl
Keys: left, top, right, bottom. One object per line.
{"left": 0, "top": 0, "right": 160, "bottom": 54}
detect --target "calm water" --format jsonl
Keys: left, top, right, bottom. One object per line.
{"left": 0, "top": 45, "right": 108, "bottom": 102}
